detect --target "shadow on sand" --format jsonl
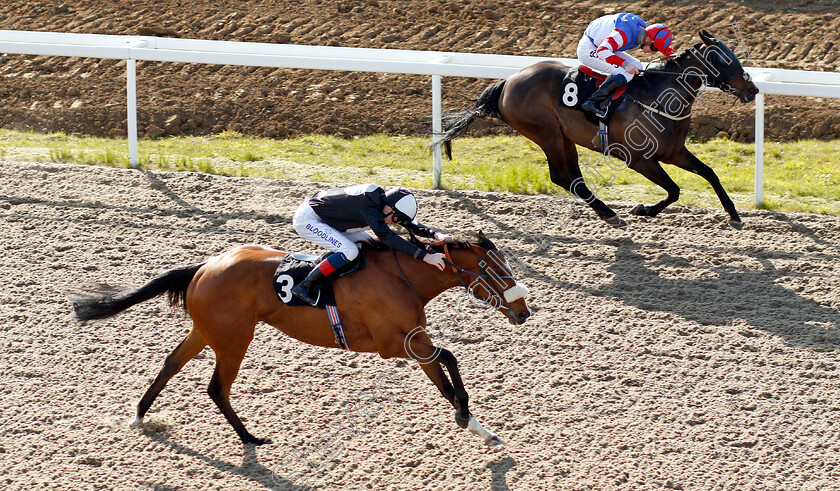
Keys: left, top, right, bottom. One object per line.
{"left": 140, "top": 430, "right": 301, "bottom": 491}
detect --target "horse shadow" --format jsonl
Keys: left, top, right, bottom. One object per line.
{"left": 138, "top": 170, "right": 294, "bottom": 231}
{"left": 139, "top": 431, "right": 300, "bottom": 491}
{"left": 444, "top": 189, "right": 840, "bottom": 347}
{"left": 440, "top": 190, "right": 592, "bottom": 283}
{"left": 594, "top": 239, "right": 840, "bottom": 348}
{"left": 139, "top": 429, "right": 518, "bottom": 490}
{"left": 487, "top": 456, "right": 517, "bottom": 491}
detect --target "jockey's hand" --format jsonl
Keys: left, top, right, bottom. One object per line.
{"left": 423, "top": 252, "right": 446, "bottom": 271}
{"left": 625, "top": 65, "right": 640, "bottom": 75}
{"left": 434, "top": 232, "right": 453, "bottom": 243}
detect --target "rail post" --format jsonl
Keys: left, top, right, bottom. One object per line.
{"left": 125, "top": 40, "right": 148, "bottom": 168}
{"left": 752, "top": 72, "right": 773, "bottom": 207}
{"left": 428, "top": 56, "right": 451, "bottom": 189}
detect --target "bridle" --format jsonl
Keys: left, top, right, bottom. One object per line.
{"left": 391, "top": 241, "right": 528, "bottom": 319}
{"left": 637, "top": 45, "right": 753, "bottom": 104}
{"left": 436, "top": 242, "right": 528, "bottom": 318}
{"left": 687, "top": 45, "right": 754, "bottom": 102}
{"left": 718, "top": 70, "right": 753, "bottom": 103}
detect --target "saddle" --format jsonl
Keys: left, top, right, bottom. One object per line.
{"left": 561, "top": 66, "right": 630, "bottom": 124}
{"left": 272, "top": 248, "right": 368, "bottom": 309}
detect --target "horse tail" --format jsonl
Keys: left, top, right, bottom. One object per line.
{"left": 433, "top": 80, "right": 506, "bottom": 159}
{"left": 71, "top": 263, "right": 204, "bottom": 321}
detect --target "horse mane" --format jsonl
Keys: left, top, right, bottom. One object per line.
{"left": 365, "top": 232, "right": 496, "bottom": 254}
{"left": 426, "top": 232, "right": 496, "bottom": 253}
{"left": 641, "top": 43, "right": 704, "bottom": 74}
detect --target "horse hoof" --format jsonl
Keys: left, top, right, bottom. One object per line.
{"left": 130, "top": 415, "right": 143, "bottom": 427}
{"left": 604, "top": 215, "right": 628, "bottom": 228}
{"left": 486, "top": 435, "right": 505, "bottom": 447}
{"left": 455, "top": 415, "right": 470, "bottom": 429}
{"left": 629, "top": 204, "right": 647, "bottom": 216}
{"left": 729, "top": 220, "right": 743, "bottom": 230}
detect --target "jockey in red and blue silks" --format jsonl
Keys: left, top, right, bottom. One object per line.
{"left": 577, "top": 12, "right": 675, "bottom": 118}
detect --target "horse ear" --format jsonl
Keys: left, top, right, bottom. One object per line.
{"left": 699, "top": 29, "right": 716, "bottom": 46}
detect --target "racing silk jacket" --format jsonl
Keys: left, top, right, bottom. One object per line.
{"left": 308, "top": 183, "right": 437, "bottom": 259}
{"left": 584, "top": 13, "right": 648, "bottom": 68}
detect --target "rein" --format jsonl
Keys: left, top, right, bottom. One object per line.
{"left": 626, "top": 96, "right": 693, "bottom": 121}
{"left": 640, "top": 67, "right": 751, "bottom": 102}
{"left": 437, "top": 241, "right": 473, "bottom": 292}
{"left": 638, "top": 70, "right": 707, "bottom": 77}
{"left": 391, "top": 249, "right": 428, "bottom": 303}
{"left": 629, "top": 50, "right": 746, "bottom": 121}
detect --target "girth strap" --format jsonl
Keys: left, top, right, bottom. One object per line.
{"left": 326, "top": 305, "right": 351, "bottom": 351}
{"left": 598, "top": 122, "right": 609, "bottom": 154}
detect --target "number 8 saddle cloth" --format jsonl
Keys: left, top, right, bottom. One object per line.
{"left": 561, "top": 66, "right": 630, "bottom": 124}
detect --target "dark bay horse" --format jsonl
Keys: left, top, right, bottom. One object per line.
{"left": 71, "top": 233, "right": 530, "bottom": 446}
{"left": 436, "top": 30, "right": 759, "bottom": 229}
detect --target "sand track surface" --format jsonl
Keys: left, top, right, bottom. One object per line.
{"left": 1, "top": 161, "right": 840, "bottom": 489}
{"left": 1, "top": 0, "right": 840, "bottom": 142}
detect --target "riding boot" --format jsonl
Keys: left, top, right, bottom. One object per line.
{"left": 581, "top": 74, "right": 627, "bottom": 119}
{"left": 291, "top": 252, "right": 350, "bottom": 307}
{"left": 291, "top": 266, "right": 326, "bottom": 307}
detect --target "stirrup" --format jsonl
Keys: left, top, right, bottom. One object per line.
{"left": 292, "top": 284, "right": 318, "bottom": 306}
{"left": 582, "top": 100, "right": 607, "bottom": 119}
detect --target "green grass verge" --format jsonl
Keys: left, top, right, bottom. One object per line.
{"left": 0, "top": 128, "right": 838, "bottom": 214}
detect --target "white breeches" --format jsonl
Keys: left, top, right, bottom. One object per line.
{"left": 577, "top": 36, "right": 642, "bottom": 84}
{"left": 292, "top": 202, "right": 372, "bottom": 261}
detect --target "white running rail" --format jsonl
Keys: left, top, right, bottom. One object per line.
{"left": 2, "top": 29, "right": 840, "bottom": 204}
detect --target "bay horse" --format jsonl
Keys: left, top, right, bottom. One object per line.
{"left": 71, "top": 233, "right": 531, "bottom": 446}
{"left": 435, "top": 30, "right": 759, "bottom": 229}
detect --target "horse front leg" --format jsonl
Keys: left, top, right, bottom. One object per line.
{"left": 404, "top": 330, "right": 503, "bottom": 446}
{"left": 627, "top": 158, "right": 681, "bottom": 218}
{"left": 436, "top": 348, "right": 504, "bottom": 446}
{"left": 666, "top": 148, "right": 742, "bottom": 229}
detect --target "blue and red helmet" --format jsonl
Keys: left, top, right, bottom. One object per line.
{"left": 645, "top": 24, "right": 675, "bottom": 57}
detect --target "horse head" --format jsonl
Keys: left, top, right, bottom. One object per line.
{"left": 696, "top": 29, "right": 759, "bottom": 103}
{"left": 445, "top": 232, "right": 532, "bottom": 325}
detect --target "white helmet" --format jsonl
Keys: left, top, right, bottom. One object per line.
{"left": 384, "top": 187, "right": 417, "bottom": 222}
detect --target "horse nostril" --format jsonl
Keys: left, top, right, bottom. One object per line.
{"left": 519, "top": 311, "right": 531, "bottom": 321}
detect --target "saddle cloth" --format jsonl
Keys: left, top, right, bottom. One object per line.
{"left": 272, "top": 249, "right": 367, "bottom": 309}
{"left": 561, "top": 66, "right": 629, "bottom": 124}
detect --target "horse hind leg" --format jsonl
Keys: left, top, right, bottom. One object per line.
{"left": 206, "top": 336, "right": 269, "bottom": 445}
{"left": 540, "top": 132, "right": 627, "bottom": 228}
{"left": 133, "top": 328, "right": 207, "bottom": 426}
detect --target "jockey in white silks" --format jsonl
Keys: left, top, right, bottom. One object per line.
{"left": 291, "top": 184, "right": 449, "bottom": 306}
